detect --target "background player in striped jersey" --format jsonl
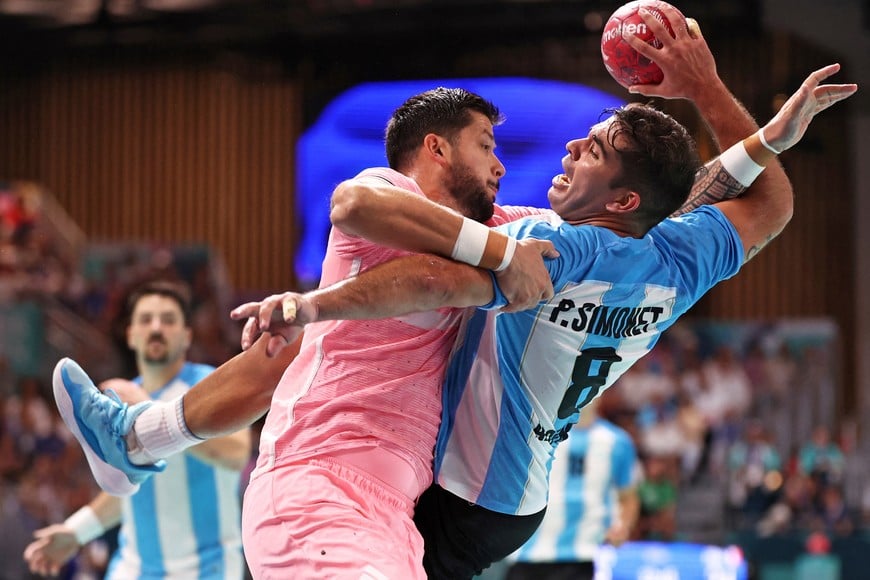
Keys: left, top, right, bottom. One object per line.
{"left": 25, "top": 280, "right": 251, "bottom": 579}
{"left": 505, "top": 397, "right": 640, "bottom": 580}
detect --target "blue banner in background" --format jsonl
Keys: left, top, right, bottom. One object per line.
{"left": 594, "top": 541, "right": 748, "bottom": 580}
{"left": 295, "top": 77, "right": 626, "bottom": 288}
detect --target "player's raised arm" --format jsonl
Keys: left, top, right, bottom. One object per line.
{"left": 715, "top": 64, "right": 857, "bottom": 261}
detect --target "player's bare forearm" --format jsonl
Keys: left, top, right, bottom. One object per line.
{"left": 232, "top": 257, "right": 495, "bottom": 357}
{"left": 716, "top": 132, "right": 791, "bottom": 263}
{"left": 330, "top": 179, "right": 465, "bottom": 257}
{"left": 690, "top": 77, "right": 761, "bottom": 151}
{"left": 619, "top": 488, "right": 641, "bottom": 534}
{"left": 182, "top": 334, "right": 300, "bottom": 439}
{"left": 90, "top": 493, "right": 123, "bottom": 530}
{"left": 331, "top": 179, "right": 521, "bottom": 272}
{"left": 311, "top": 254, "right": 494, "bottom": 320}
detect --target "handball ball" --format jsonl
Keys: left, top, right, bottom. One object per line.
{"left": 601, "top": 0, "right": 687, "bottom": 89}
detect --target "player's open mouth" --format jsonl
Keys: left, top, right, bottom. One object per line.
{"left": 552, "top": 174, "right": 571, "bottom": 188}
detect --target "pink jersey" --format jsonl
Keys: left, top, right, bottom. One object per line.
{"left": 252, "top": 167, "right": 554, "bottom": 498}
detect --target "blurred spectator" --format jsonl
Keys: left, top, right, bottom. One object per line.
{"left": 636, "top": 455, "right": 678, "bottom": 541}
{"left": 4, "top": 376, "right": 54, "bottom": 460}
{"left": 674, "top": 345, "right": 716, "bottom": 482}
{"left": 812, "top": 484, "right": 854, "bottom": 538}
{"left": 762, "top": 342, "right": 798, "bottom": 450}
{"left": 0, "top": 354, "right": 16, "bottom": 397}
{"left": 636, "top": 389, "right": 682, "bottom": 459}
{"left": 0, "top": 181, "right": 38, "bottom": 248}
{"left": 692, "top": 345, "right": 752, "bottom": 477}
{"left": 0, "top": 181, "right": 83, "bottom": 302}
{"left": 674, "top": 391, "right": 707, "bottom": 483}
{"left": 727, "top": 420, "right": 783, "bottom": 528}
{"left": 612, "top": 357, "right": 675, "bottom": 416}
{"left": 837, "top": 417, "right": 870, "bottom": 524}
{"left": 742, "top": 341, "right": 769, "bottom": 414}
{"left": 0, "top": 479, "right": 42, "bottom": 580}
{"left": 799, "top": 424, "right": 845, "bottom": 486}
{"left": 756, "top": 472, "right": 816, "bottom": 537}
{"left": 0, "top": 392, "right": 25, "bottom": 479}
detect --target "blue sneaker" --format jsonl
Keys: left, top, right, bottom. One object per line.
{"left": 53, "top": 357, "right": 166, "bottom": 496}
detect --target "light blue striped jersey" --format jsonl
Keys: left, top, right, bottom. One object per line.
{"left": 435, "top": 205, "right": 742, "bottom": 515}
{"left": 511, "top": 418, "right": 638, "bottom": 562}
{"left": 107, "top": 362, "right": 244, "bottom": 580}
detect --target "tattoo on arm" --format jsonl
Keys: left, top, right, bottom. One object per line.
{"left": 671, "top": 159, "right": 746, "bottom": 217}
{"left": 745, "top": 233, "right": 777, "bottom": 262}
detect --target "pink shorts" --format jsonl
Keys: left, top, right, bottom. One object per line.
{"left": 241, "top": 457, "right": 426, "bottom": 579}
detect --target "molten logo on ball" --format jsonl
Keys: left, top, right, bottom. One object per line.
{"left": 601, "top": 0, "right": 685, "bottom": 89}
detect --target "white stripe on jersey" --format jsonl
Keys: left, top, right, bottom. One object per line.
{"left": 438, "top": 310, "right": 504, "bottom": 503}
{"left": 110, "top": 364, "right": 243, "bottom": 579}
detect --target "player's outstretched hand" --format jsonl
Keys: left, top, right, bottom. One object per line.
{"left": 231, "top": 293, "right": 317, "bottom": 356}
{"left": 762, "top": 64, "right": 858, "bottom": 154}
{"left": 622, "top": 5, "right": 719, "bottom": 99}
{"left": 23, "top": 525, "right": 79, "bottom": 577}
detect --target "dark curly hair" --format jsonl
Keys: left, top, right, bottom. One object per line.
{"left": 385, "top": 88, "right": 504, "bottom": 172}
{"left": 605, "top": 103, "right": 701, "bottom": 229}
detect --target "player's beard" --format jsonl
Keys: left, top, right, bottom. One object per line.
{"left": 446, "top": 160, "right": 495, "bottom": 223}
{"left": 143, "top": 334, "right": 170, "bottom": 365}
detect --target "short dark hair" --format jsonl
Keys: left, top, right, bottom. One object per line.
{"left": 385, "top": 87, "right": 504, "bottom": 171}
{"left": 126, "top": 279, "right": 193, "bottom": 325}
{"left": 605, "top": 104, "right": 701, "bottom": 229}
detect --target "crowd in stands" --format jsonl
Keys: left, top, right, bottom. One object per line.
{"left": 0, "top": 369, "right": 107, "bottom": 579}
{"left": 1, "top": 181, "right": 53, "bottom": 299}
{"left": 1, "top": 184, "right": 244, "bottom": 578}
{"left": 595, "top": 318, "right": 869, "bottom": 561}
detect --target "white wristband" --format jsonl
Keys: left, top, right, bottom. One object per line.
{"left": 64, "top": 506, "right": 105, "bottom": 545}
{"left": 757, "top": 129, "right": 781, "bottom": 155}
{"left": 719, "top": 140, "right": 765, "bottom": 188}
{"left": 450, "top": 217, "right": 489, "bottom": 266}
{"left": 494, "top": 236, "right": 517, "bottom": 271}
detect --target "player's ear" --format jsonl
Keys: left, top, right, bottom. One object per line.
{"left": 606, "top": 190, "right": 640, "bottom": 213}
{"left": 423, "top": 133, "right": 446, "bottom": 158}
